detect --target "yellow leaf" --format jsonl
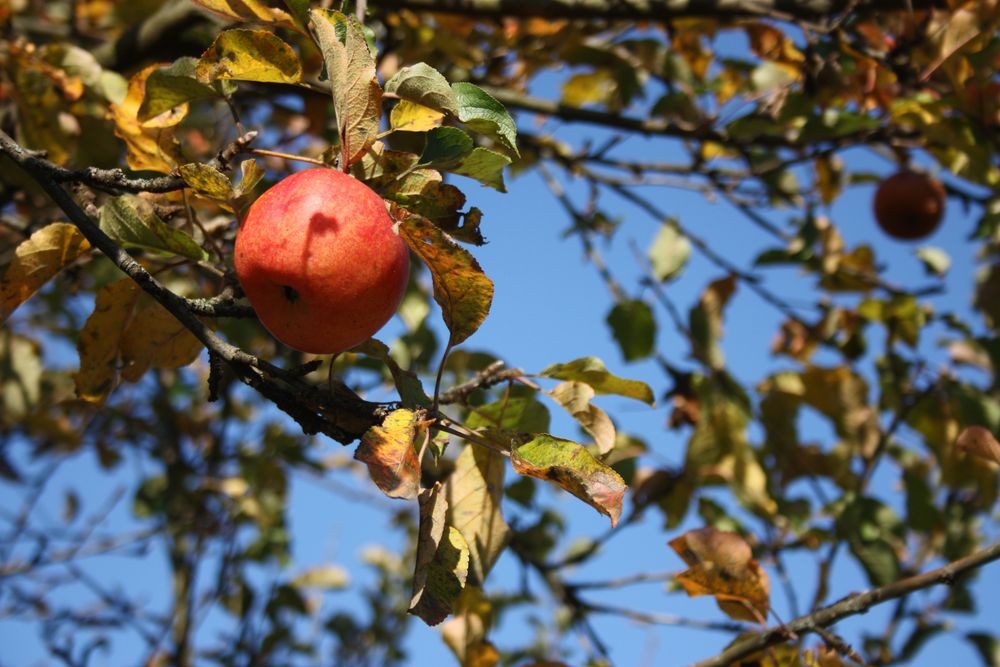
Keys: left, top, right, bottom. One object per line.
{"left": 111, "top": 64, "right": 186, "bottom": 173}
{"left": 189, "top": 0, "right": 297, "bottom": 29}
{"left": 561, "top": 70, "right": 616, "bottom": 107}
{"left": 75, "top": 279, "right": 140, "bottom": 404}
{"left": 355, "top": 408, "right": 421, "bottom": 500}
{"left": 546, "top": 381, "right": 616, "bottom": 456}
{"left": 390, "top": 99, "right": 445, "bottom": 132}
{"left": 196, "top": 29, "right": 302, "bottom": 84}
{"left": 0, "top": 223, "right": 90, "bottom": 323}
{"left": 669, "top": 526, "right": 771, "bottom": 623}
{"left": 119, "top": 302, "right": 203, "bottom": 382}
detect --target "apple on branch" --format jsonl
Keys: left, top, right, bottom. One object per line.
{"left": 235, "top": 168, "right": 410, "bottom": 354}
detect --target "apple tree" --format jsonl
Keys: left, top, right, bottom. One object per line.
{"left": 1, "top": 1, "right": 1000, "bottom": 665}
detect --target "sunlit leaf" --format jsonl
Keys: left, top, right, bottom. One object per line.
{"left": 99, "top": 195, "right": 208, "bottom": 261}
{"left": 648, "top": 221, "right": 691, "bottom": 282}
{"left": 390, "top": 99, "right": 445, "bottom": 132}
{"left": 75, "top": 279, "right": 140, "bottom": 404}
{"left": 511, "top": 434, "right": 626, "bottom": 527}
{"left": 956, "top": 426, "right": 1000, "bottom": 465}
{"left": 452, "top": 82, "right": 519, "bottom": 156}
{"left": 190, "top": 0, "right": 296, "bottom": 28}
{"left": 409, "top": 483, "right": 470, "bottom": 626}
{"left": 292, "top": 564, "right": 350, "bottom": 589}
{"left": 466, "top": 397, "right": 551, "bottom": 433}
{"left": 310, "top": 9, "right": 381, "bottom": 166}
{"left": 355, "top": 408, "right": 421, "bottom": 500}
{"left": 452, "top": 148, "right": 511, "bottom": 192}
{"left": 539, "top": 357, "right": 654, "bottom": 405}
{"left": 0, "top": 223, "right": 90, "bottom": 323}
{"left": 120, "top": 302, "right": 204, "bottom": 382}
{"left": 915, "top": 246, "right": 951, "bottom": 277}
{"left": 669, "top": 526, "right": 771, "bottom": 623}
{"left": 446, "top": 445, "right": 509, "bottom": 584}
{"left": 546, "top": 381, "right": 616, "bottom": 456}
{"left": 196, "top": 29, "right": 302, "bottom": 84}
{"left": 397, "top": 208, "right": 493, "bottom": 346}
{"left": 111, "top": 64, "right": 186, "bottom": 172}
{"left": 384, "top": 62, "right": 459, "bottom": 116}
{"left": 606, "top": 299, "right": 656, "bottom": 361}
{"left": 179, "top": 162, "right": 233, "bottom": 202}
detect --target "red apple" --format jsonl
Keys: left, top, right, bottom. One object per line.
{"left": 873, "top": 170, "right": 946, "bottom": 241}
{"left": 235, "top": 168, "right": 409, "bottom": 354}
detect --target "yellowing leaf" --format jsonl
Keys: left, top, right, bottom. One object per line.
{"left": 190, "top": 0, "right": 296, "bottom": 29}
{"left": 1, "top": 223, "right": 90, "bottom": 323}
{"left": 446, "top": 445, "right": 509, "bottom": 584}
{"left": 0, "top": 331, "right": 43, "bottom": 425}
{"left": 540, "top": 357, "right": 654, "bottom": 405}
{"left": 561, "top": 69, "right": 616, "bottom": 107}
{"left": 120, "top": 302, "right": 204, "bottom": 382}
{"left": 179, "top": 162, "right": 233, "bottom": 202}
{"left": 196, "top": 29, "right": 301, "bottom": 84}
{"left": 355, "top": 408, "right": 421, "bottom": 500}
{"left": 75, "top": 279, "right": 140, "bottom": 404}
{"left": 546, "top": 381, "right": 616, "bottom": 456}
{"left": 511, "top": 434, "right": 626, "bottom": 527}
{"left": 409, "top": 483, "right": 470, "bottom": 626}
{"left": 397, "top": 208, "right": 493, "bottom": 346}
{"left": 292, "top": 564, "right": 350, "bottom": 589}
{"left": 310, "top": 9, "right": 382, "bottom": 166}
{"left": 957, "top": 426, "right": 1000, "bottom": 465}
{"left": 669, "top": 527, "right": 771, "bottom": 623}
{"left": 111, "top": 64, "right": 186, "bottom": 173}
{"left": 99, "top": 196, "right": 208, "bottom": 261}
{"left": 390, "top": 99, "right": 445, "bottom": 132}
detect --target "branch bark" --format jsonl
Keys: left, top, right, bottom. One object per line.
{"left": 372, "top": 0, "right": 947, "bottom": 21}
{"left": 691, "top": 539, "right": 1000, "bottom": 667}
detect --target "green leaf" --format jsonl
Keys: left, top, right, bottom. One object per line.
{"left": 1, "top": 223, "right": 91, "bottom": 324}
{"left": 648, "top": 221, "right": 691, "bottom": 282}
{"left": 540, "top": 357, "right": 654, "bottom": 406}
{"left": 179, "top": 162, "right": 233, "bottom": 201}
{"left": 967, "top": 632, "right": 1000, "bottom": 667}
{"left": 310, "top": 9, "right": 381, "bottom": 166}
{"left": 409, "top": 483, "right": 470, "bottom": 626}
{"left": 546, "top": 381, "right": 616, "bottom": 456}
{"left": 915, "top": 246, "right": 951, "bottom": 277}
{"left": 419, "top": 126, "right": 474, "bottom": 170}
{"left": 397, "top": 208, "right": 493, "bottom": 346}
{"left": 352, "top": 338, "right": 430, "bottom": 407}
{"left": 446, "top": 445, "right": 509, "bottom": 584}
{"left": 452, "top": 147, "right": 511, "bottom": 192}
{"left": 606, "top": 299, "right": 656, "bottom": 361}
{"left": 139, "top": 57, "right": 231, "bottom": 122}
{"left": 451, "top": 82, "right": 519, "bottom": 156}
{"left": 511, "top": 434, "right": 626, "bottom": 527}
{"left": 196, "top": 29, "right": 302, "bottom": 84}
{"left": 281, "top": 0, "right": 311, "bottom": 30}
{"left": 689, "top": 275, "right": 737, "bottom": 370}
{"left": 384, "top": 62, "right": 459, "bottom": 116}
{"left": 99, "top": 195, "right": 208, "bottom": 261}
{"left": 465, "top": 397, "right": 551, "bottom": 433}
{"left": 355, "top": 409, "right": 420, "bottom": 500}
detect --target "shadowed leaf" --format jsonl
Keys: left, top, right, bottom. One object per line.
{"left": 352, "top": 339, "right": 430, "bottom": 407}
{"left": 452, "top": 148, "right": 511, "bottom": 192}
{"left": 511, "top": 434, "right": 626, "bottom": 527}
{"left": 355, "top": 408, "right": 421, "bottom": 500}
{"left": 446, "top": 445, "right": 509, "bottom": 584}
{"left": 138, "top": 57, "right": 231, "bottom": 121}
{"left": 196, "top": 29, "right": 301, "bottom": 84}
{"left": 1, "top": 223, "right": 90, "bottom": 323}
{"left": 397, "top": 208, "right": 493, "bottom": 346}
{"left": 75, "top": 279, "right": 140, "bottom": 404}
{"left": 120, "top": 302, "right": 204, "bottom": 382}
{"left": 409, "top": 483, "right": 470, "bottom": 626}
{"left": 99, "top": 196, "right": 208, "bottom": 261}
{"left": 606, "top": 299, "right": 656, "bottom": 361}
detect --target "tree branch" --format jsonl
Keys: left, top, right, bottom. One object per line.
{"left": 690, "top": 539, "right": 1000, "bottom": 667}
{"left": 0, "top": 129, "right": 381, "bottom": 445}
{"left": 374, "top": 0, "right": 946, "bottom": 22}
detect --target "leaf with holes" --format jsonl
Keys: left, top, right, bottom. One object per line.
{"left": 511, "top": 434, "right": 626, "bottom": 527}
{"left": 1, "top": 223, "right": 90, "bottom": 324}
{"left": 397, "top": 208, "right": 493, "bottom": 346}
{"left": 196, "top": 29, "right": 301, "bottom": 84}
{"left": 355, "top": 408, "right": 421, "bottom": 500}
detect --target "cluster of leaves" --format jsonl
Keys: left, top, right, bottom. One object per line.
{"left": 2, "top": 1, "right": 1000, "bottom": 666}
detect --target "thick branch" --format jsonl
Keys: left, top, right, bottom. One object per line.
{"left": 691, "top": 540, "right": 1000, "bottom": 667}
{"left": 0, "top": 130, "right": 380, "bottom": 445}
{"left": 375, "top": 0, "right": 946, "bottom": 21}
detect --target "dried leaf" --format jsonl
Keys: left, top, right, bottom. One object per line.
{"left": 75, "top": 279, "right": 140, "bottom": 404}
{"left": 669, "top": 526, "right": 771, "bottom": 623}
{"left": 310, "top": 9, "right": 382, "bottom": 166}
{"left": 539, "top": 357, "right": 655, "bottom": 405}
{"left": 196, "top": 29, "right": 302, "bottom": 84}
{"left": 511, "top": 434, "right": 626, "bottom": 527}
{"left": 1, "top": 223, "right": 90, "bottom": 323}
{"left": 446, "top": 445, "right": 509, "bottom": 584}
{"left": 355, "top": 408, "right": 421, "bottom": 500}
{"left": 546, "top": 381, "right": 616, "bottom": 456}
{"left": 409, "top": 483, "right": 470, "bottom": 626}
{"left": 120, "top": 302, "right": 204, "bottom": 382}
{"left": 956, "top": 426, "right": 1000, "bottom": 465}
{"left": 397, "top": 208, "right": 493, "bottom": 346}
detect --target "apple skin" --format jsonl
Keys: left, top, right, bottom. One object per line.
{"left": 873, "top": 170, "right": 946, "bottom": 241}
{"left": 235, "top": 168, "right": 409, "bottom": 354}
